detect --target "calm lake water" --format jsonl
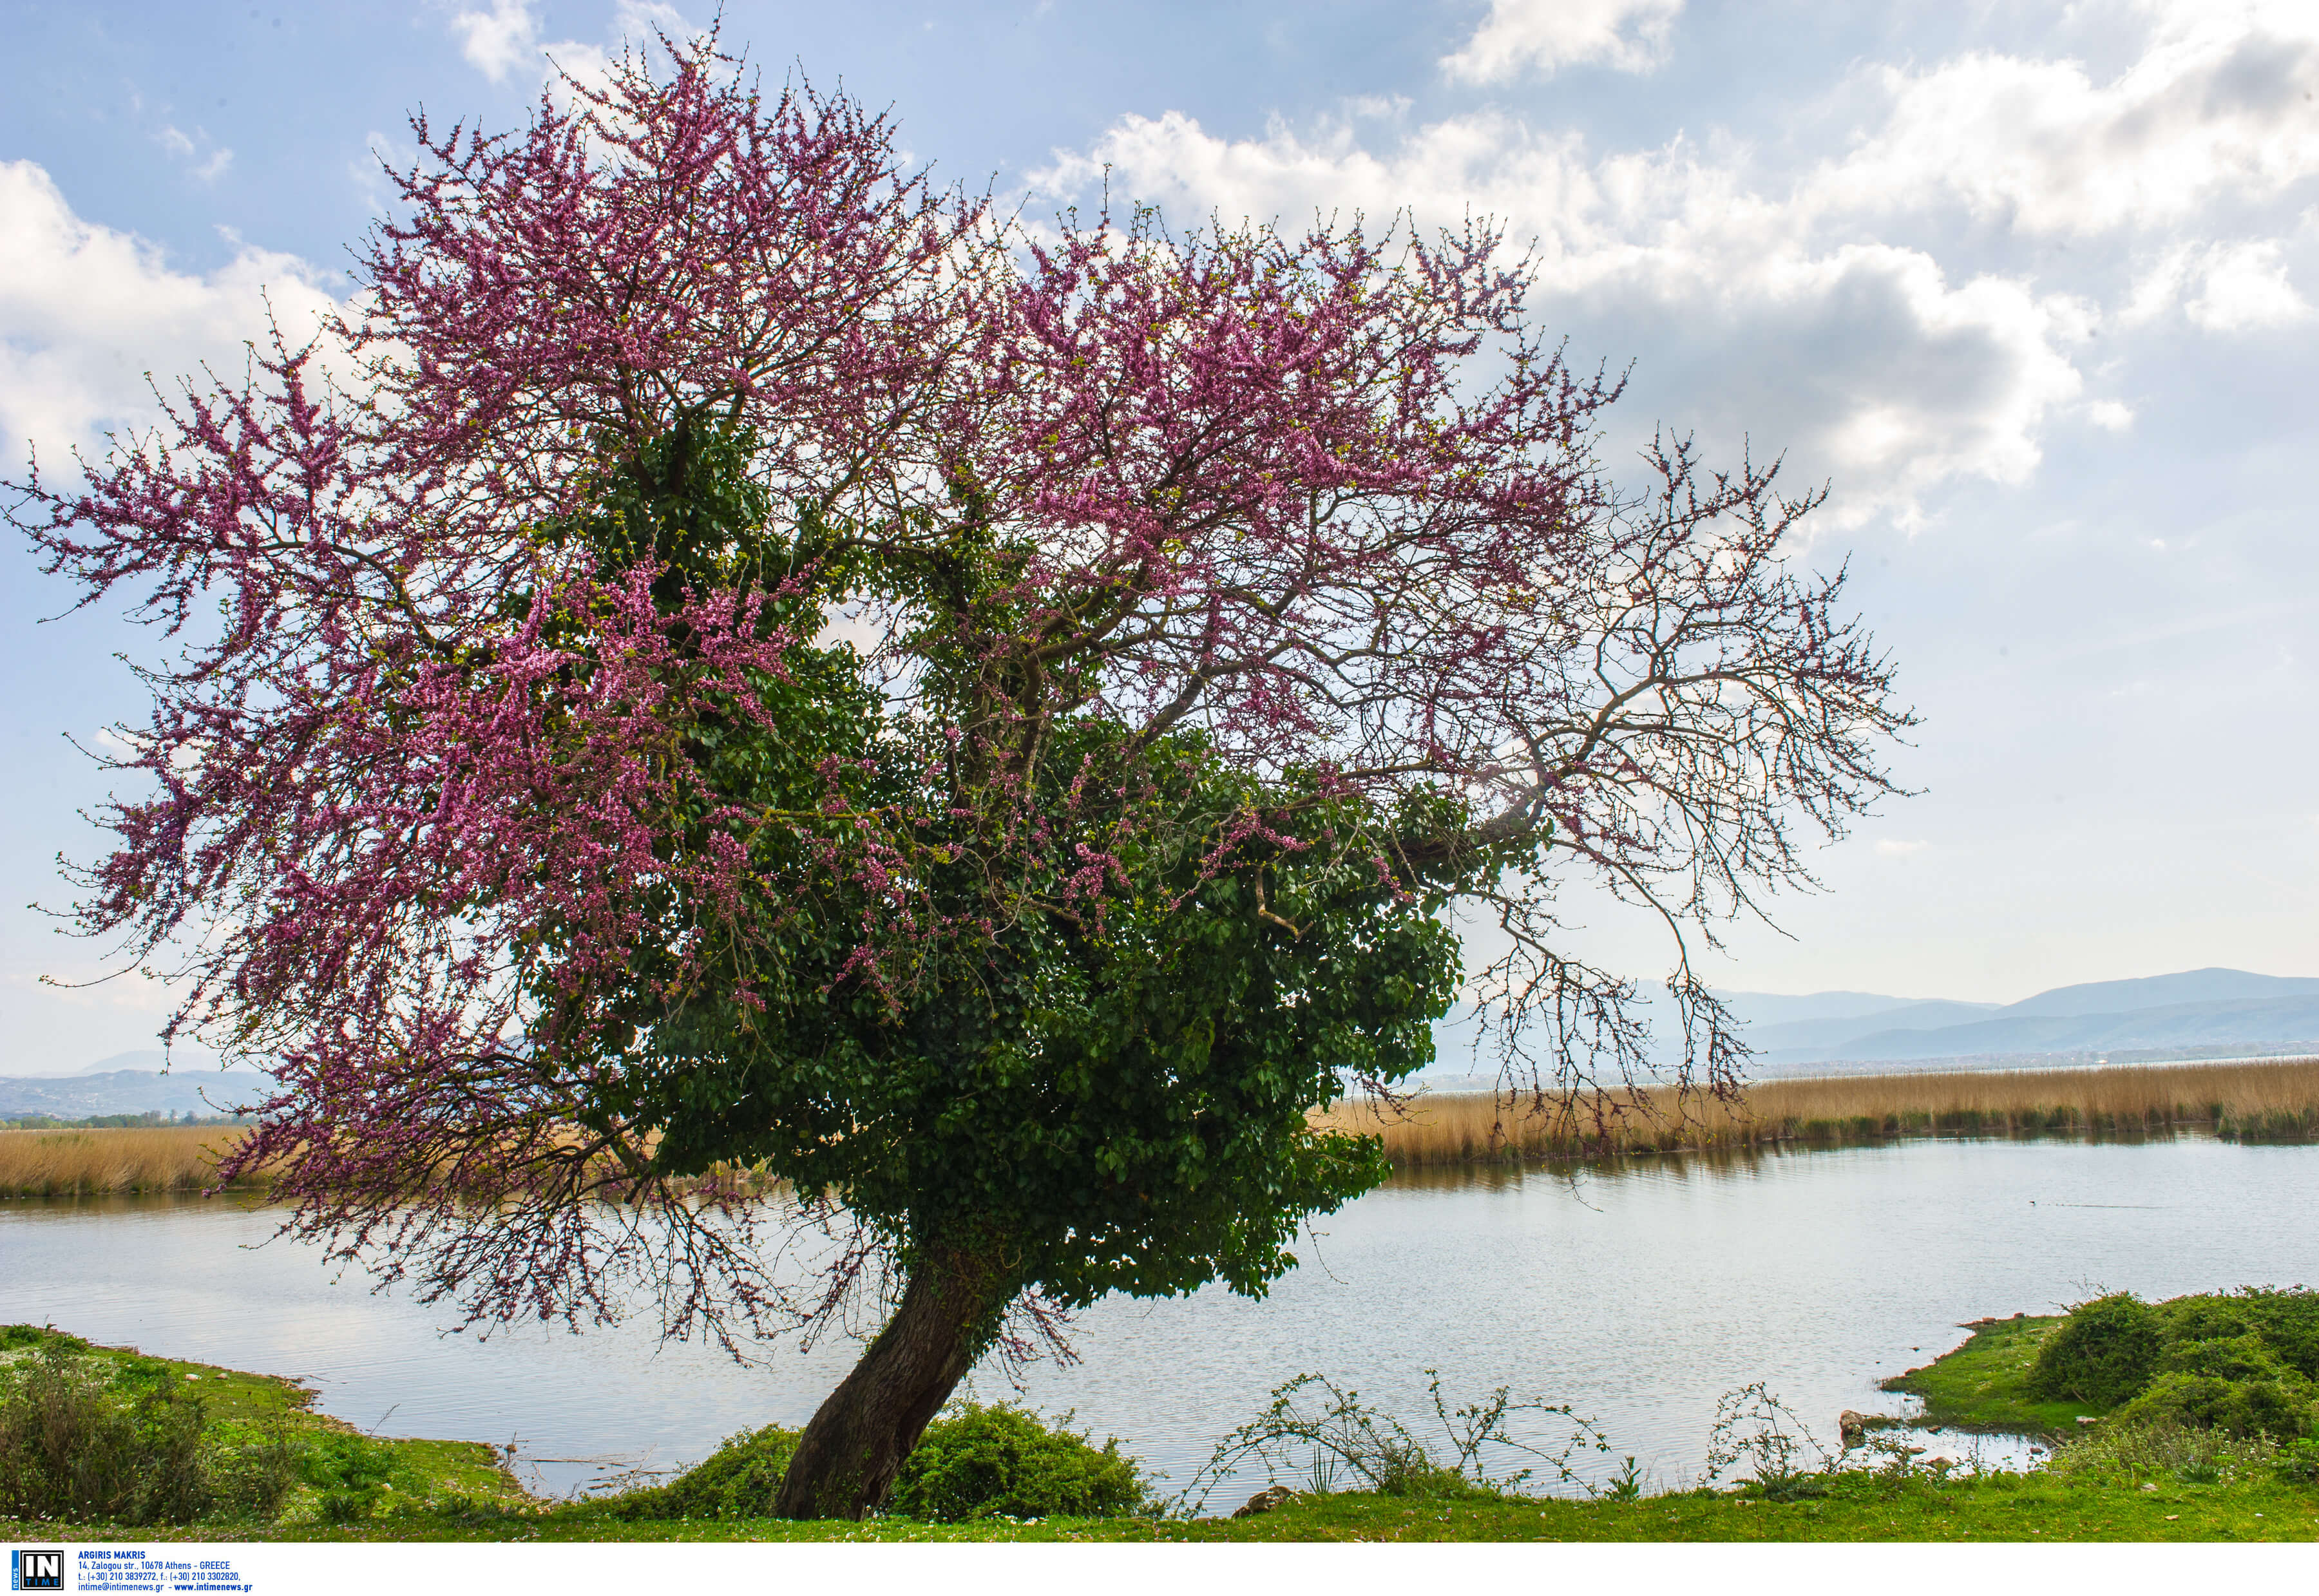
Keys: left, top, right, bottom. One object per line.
{"left": 6, "top": 1134, "right": 2316, "bottom": 1499}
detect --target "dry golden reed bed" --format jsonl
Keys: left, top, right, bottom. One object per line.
{"left": 1321, "top": 1057, "right": 2319, "bottom": 1166}
{"left": 10, "top": 1058, "right": 2318, "bottom": 1193}
{"left": 0, "top": 1125, "right": 260, "bottom": 1199}
{"left": 0, "top": 1124, "right": 763, "bottom": 1201}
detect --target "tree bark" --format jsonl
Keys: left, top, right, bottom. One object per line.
{"left": 772, "top": 1244, "right": 1011, "bottom": 1519}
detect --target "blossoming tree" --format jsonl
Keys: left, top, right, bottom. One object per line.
{"left": 15, "top": 40, "right": 1910, "bottom": 1517}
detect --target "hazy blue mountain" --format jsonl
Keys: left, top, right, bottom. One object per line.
{"left": 0, "top": 1047, "right": 224, "bottom": 1079}
{"left": 1739, "top": 1000, "right": 2012, "bottom": 1054}
{"left": 1994, "top": 968, "right": 2319, "bottom": 1019}
{"left": 0, "top": 1069, "right": 267, "bottom": 1118}
{"left": 1710, "top": 967, "right": 2319, "bottom": 1069}
{"left": 1755, "top": 993, "right": 2319, "bottom": 1068}
{"left": 77, "top": 1049, "right": 175, "bottom": 1076}
{"left": 1707, "top": 989, "right": 1971, "bottom": 1027}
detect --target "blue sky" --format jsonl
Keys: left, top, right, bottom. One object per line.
{"left": 4, "top": 0, "right": 2316, "bottom": 1070}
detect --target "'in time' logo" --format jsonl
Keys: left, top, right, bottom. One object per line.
{"left": 11, "top": 1550, "right": 64, "bottom": 1591}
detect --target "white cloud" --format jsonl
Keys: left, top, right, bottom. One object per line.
{"left": 2126, "top": 238, "right": 2312, "bottom": 329}
{"left": 444, "top": 1, "right": 701, "bottom": 93}
{"left": 2186, "top": 240, "right": 2311, "bottom": 329}
{"left": 1875, "top": 840, "right": 1931, "bottom": 857}
{"left": 448, "top": 0, "right": 542, "bottom": 83}
{"left": 0, "top": 161, "right": 344, "bottom": 457}
{"left": 154, "top": 124, "right": 233, "bottom": 184}
{"left": 1809, "top": 15, "right": 2319, "bottom": 236}
{"left": 1033, "top": 5, "right": 2319, "bottom": 531}
{"left": 1442, "top": 0, "right": 1684, "bottom": 83}
{"left": 3, "top": 965, "right": 193, "bottom": 1021}
{"left": 1037, "top": 113, "right": 2099, "bottom": 528}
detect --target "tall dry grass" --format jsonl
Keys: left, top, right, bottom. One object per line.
{"left": 1320, "top": 1057, "right": 2319, "bottom": 1167}
{"left": 13, "top": 1058, "right": 2316, "bottom": 1193}
{"left": 0, "top": 1126, "right": 262, "bottom": 1199}
{"left": 0, "top": 1123, "right": 778, "bottom": 1202}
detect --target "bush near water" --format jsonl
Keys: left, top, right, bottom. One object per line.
{"left": 606, "top": 1403, "right": 1148, "bottom": 1523}
{"left": 0, "top": 1336, "right": 292, "bottom": 1524}
{"left": 2027, "top": 1287, "right": 2319, "bottom": 1439}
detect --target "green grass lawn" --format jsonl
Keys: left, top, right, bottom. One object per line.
{"left": 11, "top": 1470, "right": 2317, "bottom": 1542}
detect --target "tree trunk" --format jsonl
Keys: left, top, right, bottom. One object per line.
{"left": 772, "top": 1244, "right": 1011, "bottom": 1519}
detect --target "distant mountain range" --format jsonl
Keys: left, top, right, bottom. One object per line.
{"left": 1408, "top": 967, "right": 2319, "bottom": 1088}
{"left": 0, "top": 1068, "right": 269, "bottom": 1119}
{"left": 15, "top": 969, "right": 2318, "bottom": 1114}
{"left": 1717, "top": 967, "right": 2319, "bottom": 1072}
{"left": 1, "top": 1049, "right": 223, "bottom": 1080}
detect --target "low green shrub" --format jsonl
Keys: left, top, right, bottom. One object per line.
{"left": 1184, "top": 1371, "right": 1606, "bottom": 1514}
{"left": 2028, "top": 1293, "right": 2161, "bottom": 1407}
{"left": 2045, "top": 1418, "right": 2276, "bottom": 1486}
{"left": 1751, "top": 1471, "right": 1831, "bottom": 1503}
{"left": 601, "top": 1422, "right": 799, "bottom": 1521}
{"left": 0, "top": 1347, "right": 233, "bottom": 1523}
{"left": 886, "top": 1403, "right": 1147, "bottom": 1522}
{"left": 204, "top": 1421, "right": 298, "bottom": 1521}
{"left": 1368, "top": 1463, "right": 1509, "bottom": 1501}
{"left": 0, "top": 1345, "right": 294, "bottom": 1521}
{"left": 298, "top": 1432, "right": 401, "bottom": 1523}
{"left": 2159, "top": 1333, "right": 2296, "bottom": 1384}
{"left": 2112, "top": 1370, "right": 2315, "bottom": 1441}
{"left": 602, "top": 1405, "right": 1144, "bottom": 1524}
{"left": 2153, "top": 1289, "right": 2319, "bottom": 1380}
{"left": 2273, "top": 1437, "right": 2319, "bottom": 1484}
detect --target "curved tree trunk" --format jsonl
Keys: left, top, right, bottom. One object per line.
{"left": 772, "top": 1244, "right": 1012, "bottom": 1519}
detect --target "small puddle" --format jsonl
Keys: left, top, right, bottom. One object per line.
{"left": 1851, "top": 1401, "right": 2050, "bottom": 1474}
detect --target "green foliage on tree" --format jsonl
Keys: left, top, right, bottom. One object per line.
{"left": 557, "top": 421, "right": 1491, "bottom": 1310}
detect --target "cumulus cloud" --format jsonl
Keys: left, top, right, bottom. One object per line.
{"left": 0, "top": 161, "right": 343, "bottom": 459}
{"left": 2182, "top": 240, "right": 2310, "bottom": 330}
{"left": 1441, "top": 0, "right": 1684, "bottom": 83}
{"left": 2126, "top": 238, "right": 2313, "bottom": 328}
{"left": 1804, "top": 3, "right": 2319, "bottom": 236}
{"left": 1035, "top": 5, "right": 2319, "bottom": 529}
{"left": 1037, "top": 112, "right": 2100, "bottom": 527}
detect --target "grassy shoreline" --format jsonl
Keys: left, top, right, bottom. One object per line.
{"left": 5, "top": 1322, "right": 2314, "bottom": 1543}
{"left": 1880, "top": 1313, "right": 2093, "bottom": 1435}
{"left": 0, "top": 1325, "right": 530, "bottom": 1529}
